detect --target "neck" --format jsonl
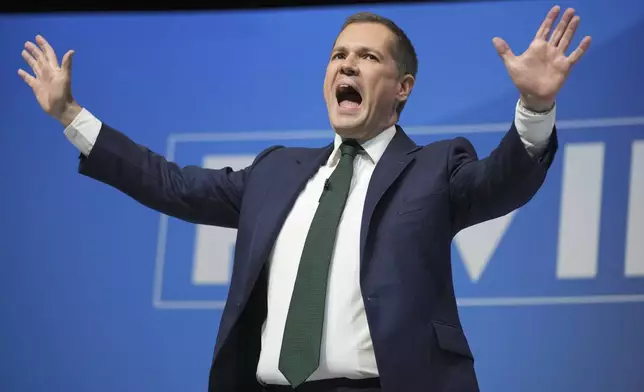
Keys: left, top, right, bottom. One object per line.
{"left": 336, "top": 118, "right": 398, "bottom": 143}
{"left": 355, "top": 125, "right": 391, "bottom": 143}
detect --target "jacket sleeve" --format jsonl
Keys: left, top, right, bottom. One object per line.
{"left": 77, "top": 122, "right": 281, "bottom": 228}
{"left": 447, "top": 122, "right": 558, "bottom": 235}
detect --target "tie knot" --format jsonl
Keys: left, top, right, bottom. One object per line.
{"left": 340, "top": 139, "right": 361, "bottom": 158}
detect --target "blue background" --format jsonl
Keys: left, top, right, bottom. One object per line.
{"left": 2, "top": 0, "right": 644, "bottom": 390}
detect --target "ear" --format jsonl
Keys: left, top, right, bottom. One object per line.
{"left": 396, "top": 74, "right": 415, "bottom": 106}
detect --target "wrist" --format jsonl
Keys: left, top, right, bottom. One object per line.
{"left": 57, "top": 101, "right": 82, "bottom": 128}
{"left": 519, "top": 94, "right": 555, "bottom": 113}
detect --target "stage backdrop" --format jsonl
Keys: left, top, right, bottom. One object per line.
{"left": 2, "top": 0, "right": 643, "bottom": 390}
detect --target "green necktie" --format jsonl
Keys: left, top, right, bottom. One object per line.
{"left": 278, "top": 139, "right": 361, "bottom": 387}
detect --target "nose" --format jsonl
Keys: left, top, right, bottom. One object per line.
{"left": 340, "top": 61, "right": 359, "bottom": 76}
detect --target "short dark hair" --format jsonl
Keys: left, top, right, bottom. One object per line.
{"left": 338, "top": 12, "right": 418, "bottom": 116}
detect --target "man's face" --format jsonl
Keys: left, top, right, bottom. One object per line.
{"left": 323, "top": 22, "right": 413, "bottom": 140}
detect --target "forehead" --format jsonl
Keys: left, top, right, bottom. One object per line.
{"left": 333, "top": 22, "right": 395, "bottom": 55}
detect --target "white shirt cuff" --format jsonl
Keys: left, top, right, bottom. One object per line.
{"left": 63, "top": 107, "right": 102, "bottom": 156}
{"left": 514, "top": 99, "right": 556, "bottom": 157}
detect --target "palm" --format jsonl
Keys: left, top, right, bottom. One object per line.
{"left": 18, "top": 35, "right": 74, "bottom": 118}
{"left": 493, "top": 6, "right": 591, "bottom": 110}
{"left": 33, "top": 64, "right": 69, "bottom": 113}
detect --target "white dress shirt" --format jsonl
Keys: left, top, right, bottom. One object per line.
{"left": 63, "top": 100, "right": 555, "bottom": 384}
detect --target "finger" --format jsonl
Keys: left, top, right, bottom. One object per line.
{"left": 568, "top": 36, "right": 591, "bottom": 65}
{"left": 21, "top": 49, "right": 41, "bottom": 77}
{"left": 492, "top": 37, "right": 515, "bottom": 63}
{"left": 36, "top": 34, "right": 59, "bottom": 68}
{"left": 549, "top": 8, "right": 576, "bottom": 46}
{"left": 535, "top": 5, "right": 560, "bottom": 40}
{"left": 61, "top": 50, "right": 74, "bottom": 73}
{"left": 18, "top": 69, "right": 38, "bottom": 89}
{"left": 24, "top": 41, "right": 46, "bottom": 68}
{"left": 558, "top": 15, "right": 580, "bottom": 52}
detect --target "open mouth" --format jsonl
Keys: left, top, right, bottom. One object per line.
{"left": 336, "top": 84, "right": 362, "bottom": 109}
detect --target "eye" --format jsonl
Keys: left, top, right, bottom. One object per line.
{"left": 363, "top": 53, "right": 379, "bottom": 62}
{"left": 332, "top": 53, "right": 345, "bottom": 60}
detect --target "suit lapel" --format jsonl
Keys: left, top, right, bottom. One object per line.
{"left": 239, "top": 126, "right": 419, "bottom": 302}
{"left": 243, "top": 143, "right": 334, "bottom": 291}
{"left": 360, "top": 126, "right": 421, "bottom": 263}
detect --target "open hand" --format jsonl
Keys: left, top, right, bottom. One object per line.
{"left": 493, "top": 6, "right": 591, "bottom": 112}
{"left": 18, "top": 35, "right": 79, "bottom": 126}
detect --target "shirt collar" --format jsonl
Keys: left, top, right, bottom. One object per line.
{"left": 326, "top": 125, "right": 397, "bottom": 167}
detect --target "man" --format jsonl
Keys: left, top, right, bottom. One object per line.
{"left": 19, "top": 7, "right": 590, "bottom": 392}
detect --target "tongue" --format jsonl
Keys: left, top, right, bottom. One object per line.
{"left": 339, "top": 100, "right": 360, "bottom": 109}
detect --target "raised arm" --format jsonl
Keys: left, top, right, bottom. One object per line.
{"left": 448, "top": 6, "right": 591, "bottom": 233}
{"left": 448, "top": 110, "right": 558, "bottom": 233}
{"left": 75, "top": 112, "right": 280, "bottom": 227}
{"left": 18, "top": 35, "right": 273, "bottom": 228}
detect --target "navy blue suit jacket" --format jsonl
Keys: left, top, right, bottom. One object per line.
{"left": 77, "top": 122, "right": 557, "bottom": 392}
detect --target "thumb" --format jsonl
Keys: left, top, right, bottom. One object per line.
{"left": 492, "top": 37, "right": 514, "bottom": 63}
{"left": 61, "top": 50, "right": 74, "bottom": 73}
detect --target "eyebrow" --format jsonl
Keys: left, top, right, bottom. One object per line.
{"left": 332, "top": 45, "right": 385, "bottom": 58}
